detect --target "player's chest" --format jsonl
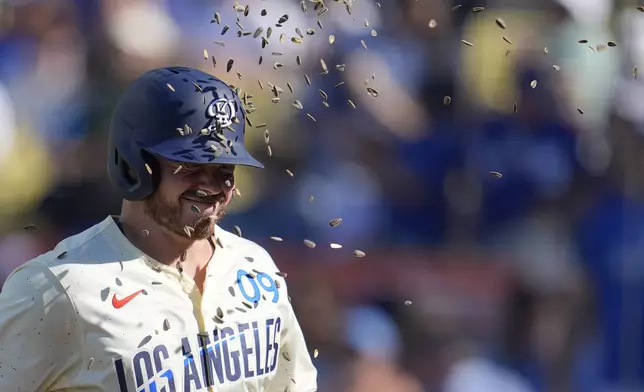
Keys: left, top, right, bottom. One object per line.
{"left": 79, "top": 269, "right": 286, "bottom": 392}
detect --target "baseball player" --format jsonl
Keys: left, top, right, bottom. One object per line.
{"left": 0, "top": 66, "right": 318, "bottom": 392}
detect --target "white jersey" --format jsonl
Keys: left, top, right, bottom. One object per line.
{"left": 0, "top": 216, "right": 317, "bottom": 392}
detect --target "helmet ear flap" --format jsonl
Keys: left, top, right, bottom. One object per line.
{"left": 108, "top": 147, "right": 160, "bottom": 201}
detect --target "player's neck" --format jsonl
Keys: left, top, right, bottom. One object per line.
{"left": 116, "top": 207, "right": 213, "bottom": 269}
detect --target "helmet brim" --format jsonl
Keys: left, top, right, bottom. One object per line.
{"left": 144, "top": 135, "right": 264, "bottom": 169}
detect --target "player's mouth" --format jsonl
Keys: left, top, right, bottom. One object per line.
{"left": 180, "top": 189, "right": 224, "bottom": 206}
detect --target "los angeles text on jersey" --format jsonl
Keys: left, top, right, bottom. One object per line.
{"left": 114, "top": 317, "right": 282, "bottom": 392}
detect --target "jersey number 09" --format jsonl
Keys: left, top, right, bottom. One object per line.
{"left": 236, "top": 269, "right": 280, "bottom": 303}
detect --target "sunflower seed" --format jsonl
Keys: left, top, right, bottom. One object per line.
{"left": 291, "top": 37, "right": 303, "bottom": 44}
{"left": 304, "top": 239, "right": 316, "bottom": 248}
{"left": 353, "top": 250, "right": 366, "bottom": 257}
{"left": 183, "top": 226, "right": 194, "bottom": 237}
{"left": 314, "top": 349, "right": 319, "bottom": 358}
{"left": 634, "top": 66, "right": 638, "bottom": 79}
{"left": 23, "top": 223, "right": 37, "bottom": 231}
{"left": 227, "top": 59, "right": 234, "bottom": 72}
{"left": 304, "top": 74, "right": 311, "bottom": 85}
{"left": 429, "top": 19, "right": 437, "bottom": 28}
{"left": 472, "top": 6, "right": 484, "bottom": 12}
{"left": 163, "top": 319, "right": 171, "bottom": 331}
{"left": 367, "top": 87, "right": 378, "bottom": 97}
{"left": 530, "top": 80, "right": 537, "bottom": 89}
{"left": 329, "top": 218, "right": 342, "bottom": 227}
{"left": 308, "top": 195, "right": 314, "bottom": 203}
{"left": 296, "top": 55, "right": 302, "bottom": 65}
{"left": 141, "top": 229, "right": 149, "bottom": 237}
{"left": 330, "top": 243, "right": 342, "bottom": 249}
{"left": 348, "top": 100, "right": 356, "bottom": 109}
{"left": 286, "top": 169, "right": 294, "bottom": 177}
{"left": 221, "top": 25, "right": 230, "bottom": 35}
{"left": 213, "top": 315, "right": 224, "bottom": 324}
{"left": 638, "top": 6, "right": 644, "bottom": 12}
{"left": 217, "top": 307, "right": 224, "bottom": 318}
{"left": 513, "top": 102, "right": 518, "bottom": 113}
{"left": 329, "top": 35, "right": 335, "bottom": 44}
{"left": 274, "top": 62, "right": 283, "bottom": 69}
{"left": 167, "top": 83, "right": 175, "bottom": 92}
{"left": 443, "top": 96, "right": 452, "bottom": 106}
{"left": 495, "top": 18, "right": 506, "bottom": 29}
{"left": 87, "top": 357, "right": 94, "bottom": 370}
{"left": 233, "top": 226, "right": 242, "bottom": 237}
{"left": 317, "top": 20, "right": 323, "bottom": 29}
{"left": 306, "top": 113, "right": 316, "bottom": 121}
{"left": 489, "top": 171, "right": 502, "bottom": 178}
{"left": 145, "top": 164, "right": 153, "bottom": 175}
{"left": 292, "top": 100, "right": 303, "bottom": 109}
{"left": 270, "top": 236, "right": 284, "bottom": 242}
{"left": 404, "top": 300, "right": 412, "bottom": 305}
{"left": 607, "top": 41, "right": 617, "bottom": 47}
{"left": 503, "top": 36, "right": 512, "bottom": 44}
{"left": 267, "top": 145, "right": 272, "bottom": 156}
{"left": 282, "top": 352, "right": 292, "bottom": 361}
{"left": 242, "top": 301, "right": 252, "bottom": 309}
{"left": 461, "top": 40, "right": 474, "bottom": 47}
{"left": 276, "top": 271, "right": 287, "bottom": 278}
{"left": 552, "top": 64, "right": 561, "bottom": 71}
{"left": 229, "top": 286, "right": 235, "bottom": 296}
{"left": 278, "top": 14, "right": 289, "bottom": 24}
{"left": 577, "top": 108, "right": 584, "bottom": 114}
{"left": 360, "top": 40, "right": 367, "bottom": 49}
{"left": 544, "top": 47, "right": 548, "bottom": 54}
{"left": 578, "top": 39, "right": 588, "bottom": 43}
{"left": 334, "top": 81, "right": 345, "bottom": 88}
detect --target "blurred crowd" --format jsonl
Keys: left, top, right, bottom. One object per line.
{"left": 1, "top": 0, "right": 644, "bottom": 391}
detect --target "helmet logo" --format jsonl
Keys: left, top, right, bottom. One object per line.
{"left": 207, "top": 98, "right": 237, "bottom": 128}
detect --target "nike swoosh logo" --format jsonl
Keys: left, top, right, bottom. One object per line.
{"left": 112, "top": 290, "right": 144, "bottom": 309}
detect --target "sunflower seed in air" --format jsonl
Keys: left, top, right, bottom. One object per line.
{"left": 221, "top": 25, "right": 230, "bottom": 35}
{"left": 286, "top": 169, "right": 294, "bottom": 177}
{"left": 353, "top": 250, "right": 366, "bottom": 257}
{"left": 348, "top": 100, "right": 356, "bottom": 109}
{"left": 87, "top": 358, "right": 94, "bottom": 370}
{"left": 634, "top": 66, "right": 638, "bottom": 79}
{"left": 489, "top": 171, "right": 502, "bottom": 178}
{"left": 314, "top": 349, "right": 319, "bottom": 358}
{"left": 304, "top": 74, "right": 311, "bottom": 85}
{"left": 283, "top": 352, "right": 292, "bottom": 361}
{"left": 191, "top": 205, "right": 200, "bottom": 213}
{"left": 229, "top": 286, "right": 235, "bottom": 296}
{"left": 461, "top": 40, "right": 474, "bottom": 47}
{"left": 330, "top": 243, "right": 342, "bottom": 249}
{"left": 607, "top": 41, "right": 617, "bottom": 47}
{"left": 57, "top": 251, "right": 67, "bottom": 259}
{"left": 495, "top": 18, "right": 506, "bottom": 29}
{"left": 304, "top": 239, "right": 316, "bottom": 248}
{"left": 23, "top": 223, "right": 37, "bottom": 231}
{"left": 167, "top": 84, "right": 175, "bottom": 92}
{"left": 429, "top": 19, "right": 437, "bottom": 28}
{"left": 472, "top": 6, "right": 484, "bottom": 12}
{"left": 306, "top": 113, "right": 316, "bottom": 121}
{"left": 227, "top": 59, "right": 234, "bottom": 72}
{"left": 638, "top": 6, "right": 644, "bottom": 12}
{"left": 276, "top": 271, "right": 287, "bottom": 278}
{"left": 329, "top": 35, "right": 335, "bottom": 44}
{"left": 552, "top": 64, "right": 561, "bottom": 71}
{"left": 163, "top": 319, "right": 171, "bottom": 331}
{"left": 577, "top": 108, "right": 584, "bottom": 114}
{"left": 292, "top": 100, "right": 303, "bottom": 109}
{"left": 404, "top": 300, "right": 412, "bottom": 305}
{"left": 270, "top": 236, "right": 284, "bottom": 242}
{"left": 360, "top": 40, "right": 367, "bottom": 49}
{"left": 145, "top": 164, "right": 153, "bottom": 175}
{"left": 530, "top": 80, "right": 537, "bottom": 89}
{"left": 141, "top": 229, "right": 149, "bottom": 237}
{"left": 329, "top": 218, "right": 342, "bottom": 227}
{"left": 578, "top": 39, "right": 588, "bottom": 44}
{"left": 367, "top": 87, "right": 378, "bottom": 97}
{"left": 267, "top": 145, "right": 272, "bottom": 156}
{"left": 233, "top": 226, "right": 242, "bottom": 237}
{"left": 503, "top": 36, "right": 512, "bottom": 44}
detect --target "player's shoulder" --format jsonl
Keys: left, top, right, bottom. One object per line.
{"left": 217, "top": 226, "right": 278, "bottom": 268}
{"left": 5, "top": 216, "right": 122, "bottom": 288}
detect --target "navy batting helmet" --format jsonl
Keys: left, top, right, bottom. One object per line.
{"left": 107, "top": 66, "right": 263, "bottom": 201}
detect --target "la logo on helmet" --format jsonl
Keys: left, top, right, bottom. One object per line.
{"left": 207, "top": 98, "right": 237, "bottom": 127}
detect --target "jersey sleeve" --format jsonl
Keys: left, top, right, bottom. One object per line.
{"left": 0, "top": 261, "right": 82, "bottom": 391}
{"left": 270, "top": 292, "right": 318, "bottom": 392}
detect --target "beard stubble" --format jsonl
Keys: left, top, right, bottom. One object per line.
{"left": 143, "top": 193, "right": 227, "bottom": 240}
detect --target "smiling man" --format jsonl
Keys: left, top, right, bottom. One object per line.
{"left": 0, "top": 66, "right": 317, "bottom": 392}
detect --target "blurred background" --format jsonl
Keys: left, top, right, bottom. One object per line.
{"left": 1, "top": 0, "right": 644, "bottom": 391}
